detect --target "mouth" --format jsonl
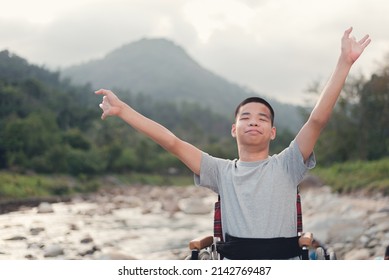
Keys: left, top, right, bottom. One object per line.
{"left": 245, "top": 129, "right": 262, "bottom": 135}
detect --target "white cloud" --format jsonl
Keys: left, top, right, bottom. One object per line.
{"left": 1, "top": 0, "right": 388, "bottom": 104}
{"left": 183, "top": 0, "right": 256, "bottom": 43}
{"left": 1, "top": 0, "right": 97, "bottom": 24}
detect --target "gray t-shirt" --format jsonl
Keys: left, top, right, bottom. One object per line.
{"left": 194, "top": 140, "right": 316, "bottom": 239}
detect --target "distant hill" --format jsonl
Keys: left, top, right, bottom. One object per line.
{"left": 0, "top": 50, "right": 60, "bottom": 86}
{"left": 61, "top": 38, "right": 304, "bottom": 132}
{"left": 0, "top": 47, "right": 308, "bottom": 178}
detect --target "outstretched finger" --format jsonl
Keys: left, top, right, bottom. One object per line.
{"left": 99, "top": 103, "right": 106, "bottom": 120}
{"left": 359, "top": 35, "right": 371, "bottom": 48}
{"left": 343, "top": 27, "right": 353, "bottom": 38}
{"left": 95, "top": 89, "right": 109, "bottom": 95}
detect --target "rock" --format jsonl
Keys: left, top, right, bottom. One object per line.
{"left": 27, "top": 242, "right": 44, "bottom": 250}
{"left": 344, "top": 248, "right": 371, "bottom": 260}
{"left": 30, "top": 227, "right": 45, "bottom": 235}
{"left": 374, "top": 220, "right": 389, "bottom": 232}
{"left": 327, "top": 220, "right": 365, "bottom": 243}
{"left": 112, "top": 195, "right": 143, "bottom": 208}
{"left": 178, "top": 198, "right": 212, "bottom": 215}
{"left": 368, "top": 212, "right": 389, "bottom": 223}
{"left": 378, "top": 207, "right": 389, "bottom": 213}
{"left": 25, "top": 254, "right": 37, "bottom": 260}
{"left": 80, "top": 235, "right": 94, "bottom": 244}
{"left": 162, "top": 199, "right": 180, "bottom": 214}
{"left": 69, "top": 223, "right": 80, "bottom": 231}
{"left": 4, "top": 235, "right": 27, "bottom": 241}
{"left": 78, "top": 246, "right": 99, "bottom": 257}
{"left": 359, "top": 235, "right": 370, "bottom": 246}
{"left": 37, "top": 202, "right": 54, "bottom": 213}
{"left": 44, "top": 244, "right": 64, "bottom": 258}
{"left": 5, "top": 235, "right": 27, "bottom": 241}
{"left": 1, "top": 184, "right": 388, "bottom": 260}
{"left": 141, "top": 201, "right": 162, "bottom": 214}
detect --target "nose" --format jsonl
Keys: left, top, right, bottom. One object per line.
{"left": 249, "top": 121, "right": 258, "bottom": 127}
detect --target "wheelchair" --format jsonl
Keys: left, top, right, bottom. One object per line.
{"left": 186, "top": 190, "right": 336, "bottom": 260}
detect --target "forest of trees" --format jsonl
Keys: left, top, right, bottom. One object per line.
{"left": 0, "top": 50, "right": 388, "bottom": 178}
{"left": 0, "top": 50, "right": 292, "bottom": 176}
{"left": 309, "top": 61, "right": 389, "bottom": 165}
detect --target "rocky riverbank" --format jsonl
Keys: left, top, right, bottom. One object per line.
{"left": 0, "top": 181, "right": 388, "bottom": 260}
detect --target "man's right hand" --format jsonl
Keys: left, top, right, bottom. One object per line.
{"left": 95, "top": 89, "right": 123, "bottom": 120}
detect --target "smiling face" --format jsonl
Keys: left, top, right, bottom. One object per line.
{"left": 231, "top": 102, "right": 276, "bottom": 152}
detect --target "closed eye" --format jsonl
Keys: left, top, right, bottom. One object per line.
{"left": 259, "top": 113, "right": 270, "bottom": 122}
{"left": 239, "top": 112, "right": 251, "bottom": 120}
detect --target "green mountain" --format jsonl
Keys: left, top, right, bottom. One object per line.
{"left": 0, "top": 43, "right": 307, "bottom": 179}
{"left": 0, "top": 49, "right": 236, "bottom": 175}
{"left": 61, "top": 38, "right": 304, "bottom": 131}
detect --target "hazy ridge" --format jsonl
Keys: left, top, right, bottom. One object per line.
{"left": 61, "top": 38, "right": 304, "bottom": 132}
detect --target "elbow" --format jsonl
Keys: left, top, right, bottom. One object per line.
{"left": 308, "top": 112, "right": 331, "bottom": 129}
{"left": 162, "top": 135, "right": 180, "bottom": 154}
{"left": 306, "top": 116, "right": 328, "bottom": 134}
{"left": 309, "top": 116, "right": 326, "bottom": 128}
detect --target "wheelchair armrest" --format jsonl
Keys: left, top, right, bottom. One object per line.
{"left": 189, "top": 235, "right": 214, "bottom": 250}
{"left": 298, "top": 232, "right": 313, "bottom": 248}
{"left": 189, "top": 232, "right": 313, "bottom": 251}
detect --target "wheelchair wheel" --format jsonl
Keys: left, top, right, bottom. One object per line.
{"left": 184, "top": 249, "right": 212, "bottom": 260}
{"left": 199, "top": 250, "right": 212, "bottom": 260}
{"left": 315, "top": 247, "right": 326, "bottom": 260}
{"left": 327, "top": 248, "right": 337, "bottom": 260}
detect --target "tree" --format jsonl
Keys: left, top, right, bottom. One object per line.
{"left": 358, "top": 72, "right": 389, "bottom": 160}
{"left": 303, "top": 55, "right": 389, "bottom": 165}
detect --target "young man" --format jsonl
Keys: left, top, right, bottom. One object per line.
{"left": 96, "top": 27, "right": 370, "bottom": 259}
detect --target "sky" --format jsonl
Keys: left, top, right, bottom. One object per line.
{"left": 1, "top": 0, "right": 388, "bottom": 105}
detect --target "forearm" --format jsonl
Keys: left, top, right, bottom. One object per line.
{"left": 118, "top": 102, "right": 202, "bottom": 174}
{"left": 118, "top": 102, "right": 178, "bottom": 151}
{"left": 309, "top": 56, "right": 353, "bottom": 126}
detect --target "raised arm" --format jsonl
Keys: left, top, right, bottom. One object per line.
{"left": 95, "top": 89, "right": 202, "bottom": 175}
{"left": 296, "top": 27, "right": 371, "bottom": 161}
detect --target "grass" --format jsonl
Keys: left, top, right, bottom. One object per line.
{"left": 310, "top": 157, "right": 389, "bottom": 196}
{"left": 115, "top": 173, "right": 193, "bottom": 186}
{"left": 2, "top": 158, "right": 389, "bottom": 201}
{"left": 0, "top": 171, "right": 193, "bottom": 201}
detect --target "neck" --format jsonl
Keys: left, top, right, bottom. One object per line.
{"left": 237, "top": 145, "right": 270, "bottom": 162}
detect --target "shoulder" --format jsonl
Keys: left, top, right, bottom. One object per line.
{"left": 201, "top": 152, "right": 236, "bottom": 169}
{"left": 273, "top": 139, "right": 300, "bottom": 160}
{"left": 273, "top": 139, "right": 316, "bottom": 171}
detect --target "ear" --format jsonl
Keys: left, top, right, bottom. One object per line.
{"left": 270, "top": 126, "right": 276, "bottom": 140}
{"left": 231, "top": 123, "right": 236, "bottom": 138}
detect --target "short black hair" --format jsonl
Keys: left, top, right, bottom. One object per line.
{"left": 234, "top": 97, "right": 275, "bottom": 126}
